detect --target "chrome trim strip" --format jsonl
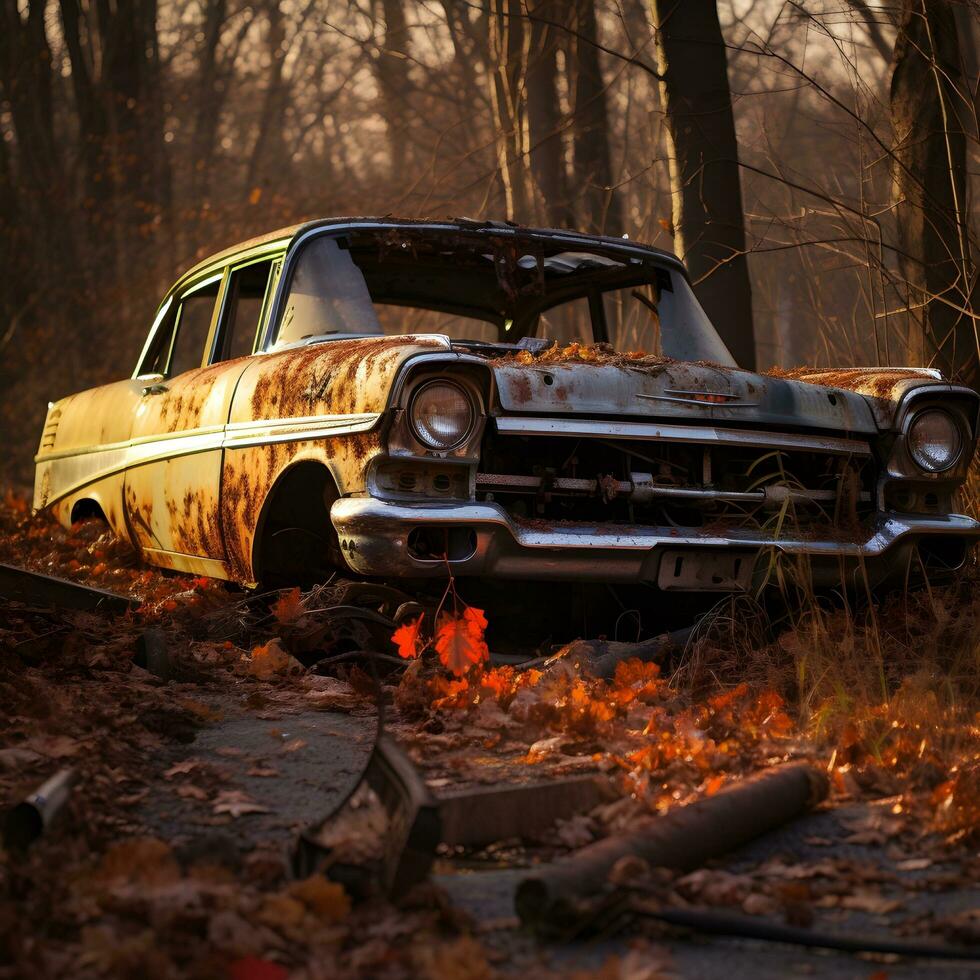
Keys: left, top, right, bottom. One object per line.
{"left": 223, "top": 412, "right": 381, "bottom": 448}
{"left": 331, "top": 497, "right": 980, "bottom": 557}
{"left": 34, "top": 412, "right": 383, "bottom": 504}
{"left": 222, "top": 412, "right": 380, "bottom": 434}
{"left": 37, "top": 425, "right": 227, "bottom": 463}
{"left": 493, "top": 417, "right": 872, "bottom": 456}
{"left": 637, "top": 393, "right": 759, "bottom": 407}
{"left": 142, "top": 548, "right": 228, "bottom": 576}
{"left": 663, "top": 389, "right": 739, "bottom": 398}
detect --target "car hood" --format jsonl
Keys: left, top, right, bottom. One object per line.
{"left": 485, "top": 352, "right": 884, "bottom": 435}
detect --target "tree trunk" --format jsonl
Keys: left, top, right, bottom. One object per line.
{"left": 487, "top": 0, "right": 531, "bottom": 221}
{"left": 191, "top": 0, "right": 228, "bottom": 201}
{"left": 374, "top": 0, "right": 412, "bottom": 178}
{"left": 651, "top": 0, "right": 756, "bottom": 369}
{"left": 246, "top": 0, "right": 289, "bottom": 192}
{"left": 0, "top": 0, "right": 79, "bottom": 294}
{"left": 891, "top": 0, "right": 977, "bottom": 389}
{"left": 570, "top": 0, "right": 623, "bottom": 235}
{"left": 526, "top": 1, "right": 572, "bottom": 227}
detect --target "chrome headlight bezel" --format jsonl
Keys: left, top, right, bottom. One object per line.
{"left": 906, "top": 408, "right": 963, "bottom": 473}
{"left": 408, "top": 379, "right": 476, "bottom": 451}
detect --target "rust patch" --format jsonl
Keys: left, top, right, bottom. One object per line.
{"left": 246, "top": 335, "right": 444, "bottom": 422}
{"left": 124, "top": 481, "right": 156, "bottom": 550}
{"left": 767, "top": 366, "right": 938, "bottom": 401}
{"left": 501, "top": 342, "right": 675, "bottom": 369}
{"left": 509, "top": 373, "right": 533, "bottom": 405}
{"left": 219, "top": 431, "right": 384, "bottom": 584}
{"left": 165, "top": 485, "right": 224, "bottom": 558}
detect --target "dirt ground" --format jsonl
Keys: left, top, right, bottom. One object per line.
{"left": 1, "top": 493, "right": 979, "bottom": 978}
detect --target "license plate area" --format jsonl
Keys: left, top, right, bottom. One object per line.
{"left": 657, "top": 549, "right": 756, "bottom": 591}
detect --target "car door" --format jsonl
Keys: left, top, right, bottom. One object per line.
{"left": 123, "top": 256, "right": 280, "bottom": 572}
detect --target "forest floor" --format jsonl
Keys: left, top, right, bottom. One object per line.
{"left": 1, "top": 491, "right": 979, "bottom": 978}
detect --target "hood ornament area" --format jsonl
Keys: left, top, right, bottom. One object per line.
{"left": 638, "top": 389, "right": 757, "bottom": 407}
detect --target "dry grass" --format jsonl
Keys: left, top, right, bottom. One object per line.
{"left": 672, "top": 552, "right": 980, "bottom": 842}
{"left": 958, "top": 462, "right": 980, "bottom": 520}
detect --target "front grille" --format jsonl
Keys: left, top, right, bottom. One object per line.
{"left": 477, "top": 428, "right": 876, "bottom": 534}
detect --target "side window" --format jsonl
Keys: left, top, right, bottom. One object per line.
{"left": 534, "top": 296, "right": 593, "bottom": 345}
{"left": 169, "top": 280, "right": 221, "bottom": 377}
{"left": 138, "top": 278, "right": 220, "bottom": 379}
{"left": 212, "top": 257, "right": 279, "bottom": 363}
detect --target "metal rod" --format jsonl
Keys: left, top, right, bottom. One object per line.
{"left": 476, "top": 474, "right": 869, "bottom": 505}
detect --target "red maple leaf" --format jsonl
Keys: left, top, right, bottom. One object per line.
{"left": 271, "top": 586, "right": 303, "bottom": 625}
{"left": 434, "top": 607, "right": 489, "bottom": 676}
{"left": 392, "top": 615, "right": 425, "bottom": 659}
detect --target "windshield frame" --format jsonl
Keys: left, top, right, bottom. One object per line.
{"left": 260, "top": 221, "right": 733, "bottom": 364}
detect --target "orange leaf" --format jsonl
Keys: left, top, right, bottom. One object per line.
{"left": 272, "top": 587, "right": 303, "bottom": 625}
{"left": 287, "top": 875, "right": 350, "bottom": 922}
{"left": 435, "top": 608, "right": 489, "bottom": 676}
{"left": 463, "top": 605, "right": 488, "bottom": 634}
{"left": 704, "top": 773, "right": 726, "bottom": 796}
{"left": 392, "top": 615, "right": 424, "bottom": 659}
{"left": 248, "top": 638, "right": 293, "bottom": 678}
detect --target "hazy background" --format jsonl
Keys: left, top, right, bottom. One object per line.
{"left": 2, "top": 0, "right": 978, "bottom": 487}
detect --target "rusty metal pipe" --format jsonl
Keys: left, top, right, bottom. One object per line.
{"left": 2, "top": 768, "right": 78, "bottom": 850}
{"left": 515, "top": 762, "right": 828, "bottom": 927}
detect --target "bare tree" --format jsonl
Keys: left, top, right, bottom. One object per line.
{"left": 526, "top": 1, "right": 572, "bottom": 227}
{"left": 374, "top": 0, "right": 413, "bottom": 177}
{"left": 651, "top": 0, "right": 755, "bottom": 368}
{"left": 890, "top": 0, "right": 978, "bottom": 388}
{"left": 570, "top": 0, "right": 623, "bottom": 234}
{"left": 246, "top": 0, "right": 289, "bottom": 192}
{"left": 488, "top": 0, "right": 531, "bottom": 220}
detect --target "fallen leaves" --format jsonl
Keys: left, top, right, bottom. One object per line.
{"left": 212, "top": 790, "right": 271, "bottom": 818}
{"left": 434, "top": 608, "right": 489, "bottom": 676}
{"left": 4, "top": 488, "right": 980, "bottom": 976}
{"left": 271, "top": 586, "right": 304, "bottom": 625}
{"left": 246, "top": 639, "right": 298, "bottom": 679}
{"left": 23, "top": 733, "right": 84, "bottom": 758}
{"left": 392, "top": 607, "right": 490, "bottom": 677}
{"left": 393, "top": 615, "right": 425, "bottom": 660}
{"left": 287, "top": 875, "right": 351, "bottom": 922}
{"left": 95, "top": 837, "right": 181, "bottom": 886}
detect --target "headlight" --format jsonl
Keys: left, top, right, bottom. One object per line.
{"left": 409, "top": 380, "right": 474, "bottom": 450}
{"left": 907, "top": 409, "right": 962, "bottom": 472}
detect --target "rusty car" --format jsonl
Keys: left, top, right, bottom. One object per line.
{"left": 34, "top": 218, "right": 980, "bottom": 595}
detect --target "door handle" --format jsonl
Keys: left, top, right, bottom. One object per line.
{"left": 141, "top": 383, "right": 169, "bottom": 396}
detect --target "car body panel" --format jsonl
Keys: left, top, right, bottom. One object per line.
{"left": 35, "top": 379, "right": 146, "bottom": 543}
{"left": 125, "top": 358, "right": 250, "bottom": 561}
{"left": 32, "top": 218, "right": 980, "bottom": 591}
{"left": 491, "top": 360, "right": 878, "bottom": 435}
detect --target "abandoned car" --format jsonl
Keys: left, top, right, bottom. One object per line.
{"left": 34, "top": 218, "right": 980, "bottom": 592}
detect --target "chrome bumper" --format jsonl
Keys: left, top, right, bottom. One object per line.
{"left": 330, "top": 496, "right": 980, "bottom": 585}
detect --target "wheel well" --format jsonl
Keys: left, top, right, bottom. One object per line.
{"left": 70, "top": 498, "right": 107, "bottom": 525}
{"left": 253, "top": 461, "right": 344, "bottom": 586}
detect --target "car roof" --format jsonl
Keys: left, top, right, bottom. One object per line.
{"left": 177, "top": 217, "right": 687, "bottom": 288}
